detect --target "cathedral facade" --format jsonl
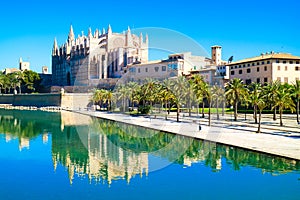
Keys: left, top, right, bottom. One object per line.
{"left": 52, "top": 25, "right": 148, "bottom": 86}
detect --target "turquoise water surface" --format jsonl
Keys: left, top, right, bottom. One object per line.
{"left": 0, "top": 109, "right": 299, "bottom": 200}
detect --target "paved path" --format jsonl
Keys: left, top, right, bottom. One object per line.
{"left": 71, "top": 110, "right": 300, "bottom": 160}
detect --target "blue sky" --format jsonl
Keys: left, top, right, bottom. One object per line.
{"left": 0, "top": 0, "right": 299, "bottom": 72}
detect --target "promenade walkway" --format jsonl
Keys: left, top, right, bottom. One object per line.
{"left": 72, "top": 110, "right": 300, "bottom": 160}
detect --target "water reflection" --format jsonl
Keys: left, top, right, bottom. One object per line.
{"left": 0, "top": 109, "right": 299, "bottom": 186}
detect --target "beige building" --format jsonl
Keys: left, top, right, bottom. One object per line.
{"left": 125, "top": 47, "right": 224, "bottom": 83}
{"left": 228, "top": 52, "right": 300, "bottom": 84}
{"left": 3, "top": 57, "right": 30, "bottom": 75}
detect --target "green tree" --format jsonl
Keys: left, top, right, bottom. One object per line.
{"left": 172, "top": 76, "right": 188, "bottom": 122}
{"left": 256, "top": 87, "right": 268, "bottom": 133}
{"left": 248, "top": 83, "right": 262, "bottom": 124}
{"left": 264, "top": 81, "right": 280, "bottom": 120}
{"left": 291, "top": 80, "right": 300, "bottom": 123}
{"left": 273, "top": 84, "right": 295, "bottom": 126}
{"left": 211, "top": 85, "right": 224, "bottom": 120}
{"left": 22, "top": 70, "right": 40, "bottom": 93}
{"left": 190, "top": 74, "right": 205, "bottom": 117}
{"left": 115, "top": 84, "right": 129, "bottom": 112}
{"left": 225, "top": 78, "right": 248, "bottom": 121}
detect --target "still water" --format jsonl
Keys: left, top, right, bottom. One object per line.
{"left": 0, "top": 109, "right": 299, "bottom": 200}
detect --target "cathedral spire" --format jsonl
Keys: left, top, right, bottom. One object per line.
{"left": 68, "top": 25, "right": 75, "bottom": 41}
{"left": 107, "top": 24, "right": 112, "bottom": 35}
{"left": 139, "top": 32, "right": 143, "bottom": 45}
{"left": 102, "top": 27, "right": 105, "bottom": 35}
{"left": 145, "top": 33, "right": 149, "bottom": 44}
{"left": 52, "top": 38, "right": 58, "bottom": 56}
{"left": 88, "top": 27, "right": 92, "bottom": 38}
{"left": 127, "top": 26, "right": 131, "bottom": 34}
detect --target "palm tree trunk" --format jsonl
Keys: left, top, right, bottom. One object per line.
{"left": 165, "top": 101, "right": 168, "bottom": 120}
{"left": 123, "top": 97, "right": 126, "bottom": 112}
{"left": 188, "top": 100, "right": 191, "bottom": 117}
{"left": 216, "top": 98, "right": 219, "bottom": 120}
{"left": 208, "top": 101, "right": 211, "bottom": 126}
{"left": 273, "top": 106, "right": 277, "bottom": 120}
{"left": 234, "top": 101, "right": 238, "bottom": 121}
{"left": 222, "top": 100, "right": 225, "bottom": 116}
{"left": 202, "top": 100, "right": 205, "bottom": 118}
{"left": 297, "top": 100, "right": 299, "bottom": 123}
{"left": 177, "top": 103, "right": 180, "bottom": 122}
{"left": 257, "top": 109, "right": 262, "bottom": 133}
{"left": 254, "top": 105, "right": 258, "bottom": 124}
{"left": 280, "top": 109, "right": 283, "bottom": 126}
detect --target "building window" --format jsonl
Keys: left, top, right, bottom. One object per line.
{"left": 296, "top": 61, "right": 300, "bottom": 64}
{"left": 129, "top": 67, "right": 136, "bottom": 73}
{"left": 239, "top": 65, "right": 242, "bottom": 68}
{"left": 277, "top": 66, "right": 280, "bottom": 70}
{"left": 145, "top": 68, "right": 148, "bottom": 72}
{"left": 284, "top": 77, "right": 288, "bottom": 83}
{"left": 231, "top": 71, "right": 235, "bottom": 75}
{"left": 267, "top": 61, "right": 270, "bottom": 64}
{"left": 285, "top": 66, "right": 288, "bottom": 71}
{"left": 230, "top": 66, "right": 233, "bottom": 69}
{"left": 243, "top": 64, "right": 246, "bottom": 67}
{"left": 239, "top": 70, "right": 243, "bottom": 74}
{"left": 246, "top": 79, "right": 251, "bottom": 84}
{"left": 257, "top": 78, "right": 260, "bottom": 83}
{"left": 277, "top": 77, "right": 281, "bottom": 82}
{"left": 247, "top": 68, "right": 251, "bottom": 73}
{"left": 257, "top": 62, "right": 260, "bottom": 65}
{"left": 296, "top": 66, "right": 299, "bottom": 71}
{"left": 264, "top": 77, "right": 268, "bottom": 83}
{"left": 276, "top": 60, "right": 279, "bottom": 63}
{"left": 155, "top": 66, "right": 159, "bottom": 72}
{"left": 290, "top": 61, "right": 293, "bottom": 64}
{"left": 162, "top": 66, "right": 166, "bottom": 71}
{"left": 247, "top": 64, "right": 250, "bottom": 67}
{"left": 264, "top": 66, "right": 267, "bottom": 71}
{"left": 257, "top": 67, "right": 260, "bottom": 72}
{"left": 262, "top": 61, "right": 265, "bottom": 65}
{"left": 235, "top": 65, "right": 238, "bottom": 69}
{"left": 283, "top": 60, "right": 286, "bottom": 64}
{"left": 252, "top": 63, "right": 255, "bottom": 66}
{"left": 138, "top": 68, "right": 141, "bottom": 73}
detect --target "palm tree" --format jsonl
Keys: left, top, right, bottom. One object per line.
{"left": 273, "top": 84, "right": 296, "bottom": 126}
{"left": 206, "top": 86, "right": 212, "bottom": 126}
{"left": 190, "top": 74, "right": 205, "bottom": 117}
{"left": 256, "top": 88, "right": 268, "bottom": 133}
{"left": 126, "top": 81, "right": 139, "bottom": 108}
{"left": 211, "top": 85, "right": 224, "bottom": 120}
{"left": 159, "top": 80, "right": 175, "bottom": 120}
{"left": 265, "top": 81, "right": 280, "bottom": 120}
{"left": 0, "top": 73, "right": 5, "bottom": 94}
{"left": 225, "top": 78, "right": 248, "bottom": 121}
{"left": 115, "top": 84, "right": 129, "bottom": 112}
{"left": 291, "top": 80, "right": 300, "bottom": 123}
{"left": 248, "top": 83, "right": 262, "bottom": 124}
{"left": 162, "top": 79, "right": 175, "bottom": 115}
{"left": 172, "top": 76, "right": 188, "bottom": 122}
{"left": 102, "top": 90, "right": 113, "bottom": 111}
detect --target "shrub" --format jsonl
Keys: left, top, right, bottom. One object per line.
{"left": 138, "top": 105, "right": 152, "bottom": 114}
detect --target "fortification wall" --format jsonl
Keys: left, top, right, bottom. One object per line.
{"left": 0, "top": 93, "right": 93, "bottom": 109}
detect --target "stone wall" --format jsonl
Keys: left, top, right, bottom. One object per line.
{"left": 0, "top": 93, "right": 93, "bottom": 109}
{"left": 61, "top": 93, "right": 92, "bottom": 110}
{"left": 0, "top": 94, "right": 14, "bottom": 104}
